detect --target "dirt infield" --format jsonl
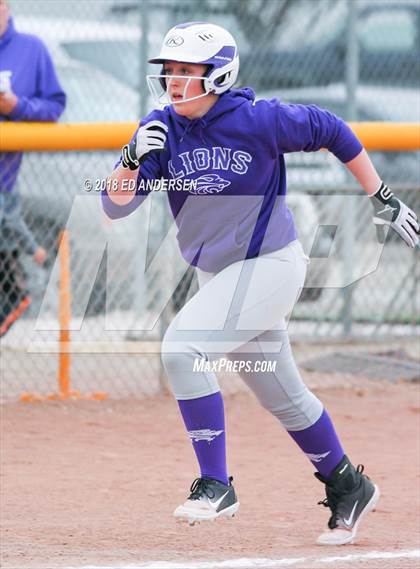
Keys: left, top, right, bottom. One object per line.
{"left": 1, "top": 378, "right": 419, "bottom": 569}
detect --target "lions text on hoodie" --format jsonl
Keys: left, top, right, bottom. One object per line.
{"left": 102, "top": 88, "right": 362, "bottom": 272}
{"left": 0, "top": 18, "right": 66, "bottom": 193}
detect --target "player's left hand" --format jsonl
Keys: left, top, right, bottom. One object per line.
{"left": 0, "top": 91, "right": 18, "bottom": 115}
{"left": 370, "top": 182, "right": 419, "bottom": 247}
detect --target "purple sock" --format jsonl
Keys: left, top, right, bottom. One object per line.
{"left": 177, "top": 392, "right": 229, "bottom": 485}
{"left": 287, "top": 409, "right": 344, "bottom": 478}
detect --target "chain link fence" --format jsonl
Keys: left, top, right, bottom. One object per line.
{"left": 1, "top": 0, "right": 419, "bottom": 400}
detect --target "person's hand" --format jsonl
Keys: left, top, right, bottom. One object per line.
{"left": 33, "top": 247, "right": 47, "bottom": 265}
{"left": 370, "top": 182, "right": 419, "bottom": 248}
{"left": 121, "top": 120, "right": 168, "bottom": 170}
{"left": 0, "top": 91, "right": 18, "bottom": 115}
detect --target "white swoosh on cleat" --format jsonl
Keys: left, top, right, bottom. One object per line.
{"left": 208, "top": 491, "right": 229, "bottom": 510}
{"left": 343, "top": 501, "right": 358, "bottom": 526}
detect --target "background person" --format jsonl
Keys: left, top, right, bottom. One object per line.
{"left": 0, "top": 0, "right": 66, "bottom": 336}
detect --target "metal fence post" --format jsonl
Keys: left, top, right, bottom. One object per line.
{"left": 342, "top": 0, "right": 359, "bottom": 337}
{"left": 139, "top": 0, "right": 149, "bottom": 119}
{"left": 125, "top": 0, "right": 150, "bottom": 341}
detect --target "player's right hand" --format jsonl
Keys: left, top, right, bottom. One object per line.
{"left": 121, "top": 120, "right": 168, "bottom": 170}
{"left": 370, "top": 182, "right": 419, "bottom": 248}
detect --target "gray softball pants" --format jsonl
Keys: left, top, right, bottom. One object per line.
{"left": 161, "top": 240, "right": 323, "bottom": 431}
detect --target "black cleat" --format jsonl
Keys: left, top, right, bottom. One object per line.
{"left": 315, "top": 455, "right": 380, "bottom": 545}
{"left": 173, "top": 476, "right": 239, "bottom": 525}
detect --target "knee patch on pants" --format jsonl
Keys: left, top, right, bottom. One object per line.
{"left": 161, "top": 324, "right": 220, "bottom": 400}
{"left": 266, "top": 387, "right": 323, "bottom": 431}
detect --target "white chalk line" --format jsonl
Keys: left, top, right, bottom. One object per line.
{"left": 74, "top": 548, "right": 420, "bottom": 569}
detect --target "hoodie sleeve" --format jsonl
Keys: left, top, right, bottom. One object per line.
{"left": 101, "top": 113, "right": 164, "bottom": 220}
{"left": 9, "top": 38, "right": 66, "bottom": 122}
{"left": 274, "top": 101, "right": 362, "bottom": 163}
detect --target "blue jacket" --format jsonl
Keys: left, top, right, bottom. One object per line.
{"left": 0, "top": 18, "right": 66, "bottom": 193}
{"left": 102, "top": 88, "right": 362, "bottom": 272}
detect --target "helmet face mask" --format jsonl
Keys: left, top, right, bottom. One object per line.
{"left": 147, "top": 22, "right": 239, "bottom": 106}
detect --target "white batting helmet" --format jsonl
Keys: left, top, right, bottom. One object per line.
{"left": 147, "top": 22, "right": 239, "bottom": 104}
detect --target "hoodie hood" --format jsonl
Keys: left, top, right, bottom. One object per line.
{"left": 0, "top": 17, "right": 15, "bottom": 49}
{"left": 169, "top": 87, "right": 256, "bottom": 141}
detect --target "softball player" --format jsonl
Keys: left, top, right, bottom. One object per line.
{"left": 103, "top": 22, "right": 419, "bottom": 545}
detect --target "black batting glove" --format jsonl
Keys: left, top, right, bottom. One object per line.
{"left": 370, "top": 182, "right": 419, "bottom": 248}
{"left": 121, "top": 120, "right": 168, "bottom": 170}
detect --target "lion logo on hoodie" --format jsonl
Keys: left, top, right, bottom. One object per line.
{"left": 189, "top": 174, "right": 231, "bottom": 195}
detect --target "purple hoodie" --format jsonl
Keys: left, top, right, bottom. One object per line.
{"left": 102, "top": 88, "right": 362, "bottom": 272}
{"left": 0, "top": 18, "right": 66, "bottom": 193}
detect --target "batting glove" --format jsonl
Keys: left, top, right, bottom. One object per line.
{"left": 121, "top": 120, "right": 168, "bottom": 170}
{"left": 370, "top": 182, "right": 419, "bottom": 247}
